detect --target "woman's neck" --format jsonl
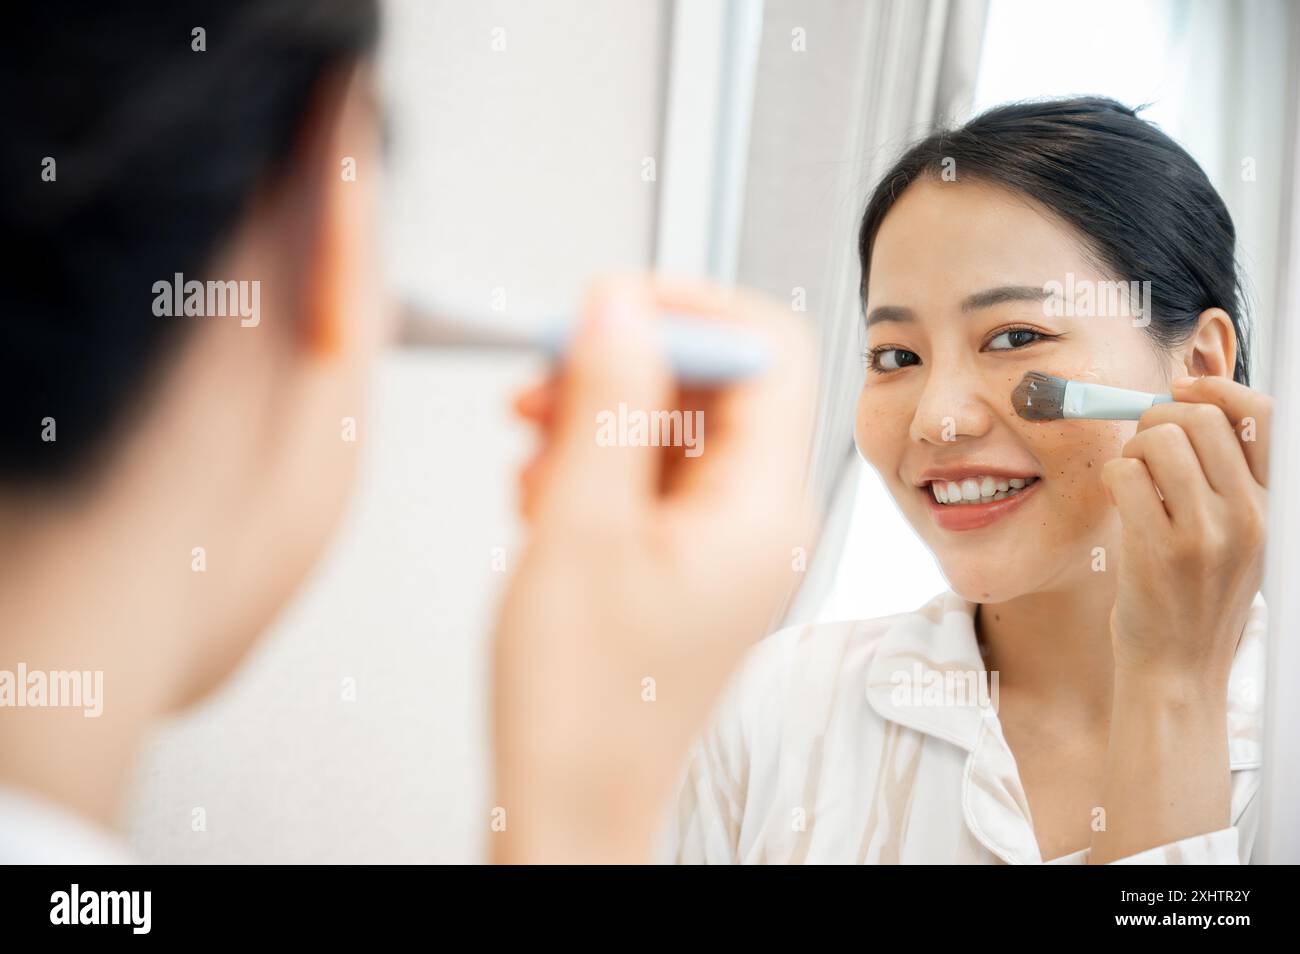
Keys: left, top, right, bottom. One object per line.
{"left": 0, "top": 479, "right": 198, "bottom": 830}
{"left": 974, "top": 572, "right": 1118, "bottom": 723}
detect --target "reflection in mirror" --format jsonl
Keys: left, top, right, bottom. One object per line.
{"left": 664, "top": 0, "right": 1296, "bottom": 867}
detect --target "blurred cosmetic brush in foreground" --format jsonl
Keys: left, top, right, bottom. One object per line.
{"left": 398, "top": 292, "right": 769, "bottom": 386}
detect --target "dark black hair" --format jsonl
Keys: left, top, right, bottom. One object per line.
{"left": 2, "top": 1, "right": 380, "bottom": 486}
{"left": 857, "top": 96, "right": 1250, "bottom": 386}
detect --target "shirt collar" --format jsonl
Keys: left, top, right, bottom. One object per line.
{"left": 863, "top": 589, "right": 1266, "bottom": 864}
{"left": 865, "top": 589, "right": 1265, "bottom": 765}
{"left": 864, "top": 590, "right": 992, "bottom": 754}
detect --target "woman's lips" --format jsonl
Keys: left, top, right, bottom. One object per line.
{"left": 920, "top": 478, "right": 1042, "bottom": 531}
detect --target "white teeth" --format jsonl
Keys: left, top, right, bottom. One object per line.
{"left": 928, "top": 476, "right": 1038, "bottom": 506}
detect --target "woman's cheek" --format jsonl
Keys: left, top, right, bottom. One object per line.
{"left": 1020, "top": 417, "right": 1134, "bottom": 532}
{"left": 1008, "top": 347, "right": 1143, "bottom": 495}
{"left": 854, "top": 386, "right": 906, "bottom": 478}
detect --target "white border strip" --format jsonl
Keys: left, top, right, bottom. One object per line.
{"left": 1257, "top": 5, "right": 1300, "bottom": 864}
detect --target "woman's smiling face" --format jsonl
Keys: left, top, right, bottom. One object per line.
{"left": 856, "top": 177, "right": 1181, "bottom": 603}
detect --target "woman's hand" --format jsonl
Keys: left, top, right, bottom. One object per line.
{"left": 1101, "top": 375, "right": 1271, "bottom": 686}
{"left": 1093, "top": 374, "right": 1271, "bottom": 864}
{"left": 491, "top": 277, "right": 816, "bottom": 863}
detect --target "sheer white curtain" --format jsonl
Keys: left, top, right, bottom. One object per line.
{"left": 725, "top": 0, "right": 989, "bottom": 624}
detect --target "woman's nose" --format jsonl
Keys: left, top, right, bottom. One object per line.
{"left": 909, "top": 370, "right": 995, "bottom": 444}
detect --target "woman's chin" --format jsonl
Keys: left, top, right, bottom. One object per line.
{"left": 917, "top": 524, "right": 1048, "bottom": 603}
{"left": 940, "top": 570, "right": 1036, "bottom": 605}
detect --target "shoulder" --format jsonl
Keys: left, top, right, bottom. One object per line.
{"left": 701, "top": 594, "right": 951, "bottom": 756}
{"left": 669, "top": 606, "right": 927, "bottom": 861}
{"left": 730, "top": 590, "right": 956, "bottom": 702}
{"left": 0, "top": 785, "right": 134, "bottom": 864}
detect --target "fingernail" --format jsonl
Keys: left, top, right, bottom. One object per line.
{"left": 1172, "top": 376, "right": 1197, "bottom": 389}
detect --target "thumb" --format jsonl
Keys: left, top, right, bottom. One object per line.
{"left": 541, "top": 280, "right": 673, "bottom": 521}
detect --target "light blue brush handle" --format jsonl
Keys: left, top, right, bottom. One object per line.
{"left": 1063, "top": 379, "right": 1175, "bottom": 420}
{"left": 535, "top": 313, "right": 770, "bottom": 385}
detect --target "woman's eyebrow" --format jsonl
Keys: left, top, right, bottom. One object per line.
{"left": 865, "top": 285, "right": 1053, "bottom": 329}
{"left": 864, "top": 305, "right": 913, "bottom": 328}
{"left": 960, "top": 285, "right": 1053, "bottom": 311}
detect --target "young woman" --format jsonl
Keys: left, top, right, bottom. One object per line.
{"left": 668, "top": 97, "right": 1272, "bottom": 864}
{"left": 0, "top": 2, "right": 816, "bottom": 863}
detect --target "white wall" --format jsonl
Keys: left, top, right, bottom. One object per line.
{"left": 124, "top": 0, "right": 665, "bottom": 863}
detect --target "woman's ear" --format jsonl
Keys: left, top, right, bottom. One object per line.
{"left": 276, "top": 64, "right": 375, "bottom": 358}
{"left": 307, "top": 68, "right": 376, "bottom": 358}
{"left": 1181, "top": 307, "right": 1237, "bottom": 379}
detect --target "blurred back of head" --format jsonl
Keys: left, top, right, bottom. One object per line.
{"left": 1, "top": 1, "right": 380, "bottom": 488}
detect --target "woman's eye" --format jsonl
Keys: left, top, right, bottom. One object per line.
{"left": 867, "top": 347, "right": 921, "bottom": 373}
{"left": 986, "top": 327, "right": 1046, "bottom": 351}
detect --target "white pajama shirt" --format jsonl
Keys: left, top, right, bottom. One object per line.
{"left": 664, "top": 590, "right": 1266, "bottom": 864}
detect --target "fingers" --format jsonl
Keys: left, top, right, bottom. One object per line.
{"left": 512, "top": 378, "right": 556, "bottom": 425}
{"left": 641, "top": 279, "right": 818, "bottom": 516}
{"left": 512, "top": 380, "right": 556, "bottom": 522}
{"left": 514, "top": 275, "right": 816, "bottom": 541}
{"left": 1135, "top": 399, "right": 1251, "bottom": 496}
{"left": 537, "top": 279, "right": 672, "bottom": 524}
{"left": 1102, "top": 456, "right": 1168, "bottom": 530}
{"left": 1120, "top": 422, "right": 1208, "bottom": 527}
{"left": 1113, "top": 376, "right": 1272, "bottom": 553}
{"left": 517, "top": 451, "right": 544, "bottom": 522}
{"left": 1170, "top": 376, "right": 1271, "bottom": 486}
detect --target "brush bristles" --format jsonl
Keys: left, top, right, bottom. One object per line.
{"left": 1012, "top": 371, "right": 1067, "bottom": 421}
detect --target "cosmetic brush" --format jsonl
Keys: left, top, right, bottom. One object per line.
{"left": 1012, "top": 371, "right": 1174, "bottom": 421}
{"left": 397, "top": 293, "right": 770, "bottom": 386}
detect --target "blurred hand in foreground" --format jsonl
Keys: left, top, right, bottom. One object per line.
{"left": 492, "top": 277, "right": 817, "bottom": 863}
